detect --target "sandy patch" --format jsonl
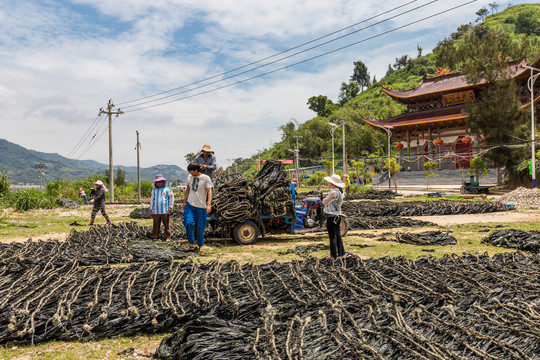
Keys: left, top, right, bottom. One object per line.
{"left": 408, "top": 211, "right": 540, "bottom": 226}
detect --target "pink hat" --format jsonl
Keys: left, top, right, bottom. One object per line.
{"left": 152, "top": 174, "right": 167, "bottom": 183}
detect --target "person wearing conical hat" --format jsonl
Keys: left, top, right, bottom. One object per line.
{"left": 149, "top": 174, "right": 174, "bottom": 241}
{"left": 194, "top": 144, "right": 216, "bottom": 180}
{"left": 322, "top": 174, "right": 345, "bottom": 258}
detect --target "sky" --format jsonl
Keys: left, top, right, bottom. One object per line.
{"left": 0, "top": 0, "right": 535, "bottom": 170}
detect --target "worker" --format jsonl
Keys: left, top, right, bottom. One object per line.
{"left": 322, "top": 174, "right": 345, "bottom": 258}
{"left": 344, "top": 174, "right": 351, "bottom": 195}
{"left": 79, "top": 188, "right": 89, "bottom": 204}
{"left": 194, "top": 144, "right": 217, "bottom": 180}
{"left": 89, "top": 180, "right": 111, "bottom": 225}
{"left": 149, "top": 174, "right": 174, "bottom": 241}
{"left": 182, "top": 163, "right": 213, "bottom": 253}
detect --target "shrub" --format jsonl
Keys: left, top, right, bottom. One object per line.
{"left": 0, "top": 172, "right": 9, "bottom": 197}
{"left": 4, "top": 189, "right": 59, "bottom": 211}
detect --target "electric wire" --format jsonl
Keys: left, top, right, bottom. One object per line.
{"left": 123, "top": 0, "right": 477, "bottom": 113}
{"left": 116, "top": 0, "right": 420, "bottom": 107}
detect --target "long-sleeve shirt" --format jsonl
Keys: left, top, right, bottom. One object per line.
{"left": 194, "top": 153, "right": 217, "bottom": 179}
{"left": 93, "top": 186, "right": 107, "bottom": 208}
{"left": 150, "top": 186, "right": 174, "bottom": 214}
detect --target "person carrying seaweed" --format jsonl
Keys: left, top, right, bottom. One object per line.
{"left": 149, "top": 174, "right": 174, "bottom": 241}
{"left": 88, "top": 180, "right": 111, "bottom": 225}
{"left": 322, "top": 174, "right": 345, "bottom": 258}
{"left": 194, "top": 144, "right": 217, "bottom": 180}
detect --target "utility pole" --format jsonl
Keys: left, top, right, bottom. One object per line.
{"left": 294, "top": 136, "right": 303, "bottom": 188}
{"left": 98, "top": 99, "right": 123, "bottom": 203}
{"left": 34, "top": 163, "right": 46, "bottom": 189}
{"left": 136, "top": 131, "right": 141, "bottom": 203}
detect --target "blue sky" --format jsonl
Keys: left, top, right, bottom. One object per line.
{"left": 0, "top": 0, "right": 535, "bottom": 170}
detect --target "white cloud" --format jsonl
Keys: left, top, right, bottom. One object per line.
{"left": 0, "top": 0, "right": 532, "bottom": 172}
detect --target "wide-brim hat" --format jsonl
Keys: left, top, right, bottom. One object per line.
{"left": 344, "top": 174, "right": 350, "bottom": 178}
{"left": 200, "top": 144, "right": 214, "bottom": 153}
{"left": 152, "top": 174, "right": 167, "bottom": 183}
{"left": 324, "top": 174, "right": 345, "bottom": 188}
{"left": 94, "top": 180, "right": 104, "bottom": 186}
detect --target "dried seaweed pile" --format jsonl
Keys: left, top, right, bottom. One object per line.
{"left": 342, "top": 200, "right": 513, "bottom": 217}
{"left": 481, "top": 229, "right": 540, "bottom": 252}
{"left": 277, "top": 243, "right": 329, "bottom": 257}
{"left": 380, "top": 231, "right": 457, "bottom": 245}
{"left": 0, "top": 222, "right": 188, "bottom": 269}
{"left": 347, "top": 216, "right": 436, "bottom": 230}
{"left": 211, "top": 173, "right": 252, "bottom": 224}
{"left": 252, "top": 159, "right": 294, "bottom": 219}
{"left": 2, "top": 252, "right": 540, "bottom": 360}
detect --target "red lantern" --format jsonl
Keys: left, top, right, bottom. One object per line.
{"left": 434, "top": 139, "right": 444, "bottom": 145}
{"left": 461, "top": 136, "right": 472, "bottom": 143}
{"left": 395, "top": 143, "right": 404, "bottom": 149}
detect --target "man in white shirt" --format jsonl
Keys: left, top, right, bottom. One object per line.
{"left": 182, "top": 163, "right": 213, "bottom": 253}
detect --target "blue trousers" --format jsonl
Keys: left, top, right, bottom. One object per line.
{"left": 183, "top": 202, "right": 207, "bottom": 247}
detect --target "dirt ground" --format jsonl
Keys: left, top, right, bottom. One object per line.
{"left": 408, "top": 210, "right": 540, "bottom": 225}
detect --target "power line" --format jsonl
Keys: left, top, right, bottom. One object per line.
{"left": 124, "top": 0, "right": 477, "bottom": 113}
{"left": 116, "top": 0, "right": 420, "bottom": 107}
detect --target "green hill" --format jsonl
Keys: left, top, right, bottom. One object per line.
{"left": 0, "top": 138, "right": 188, "bottom": 185}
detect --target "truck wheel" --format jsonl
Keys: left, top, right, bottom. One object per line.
{"left": 340, "top": 217, "right": 350, "bottom": 237}
{"left": 233, "top": 220, "right": 260, "bottom": 245}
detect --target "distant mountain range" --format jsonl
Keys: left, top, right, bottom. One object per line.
{"left": 0, "top": 138, "right": 188, "bottom": 185}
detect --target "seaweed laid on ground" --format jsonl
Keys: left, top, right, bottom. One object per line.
{"left": 379, "top": 231, "right": 457, "bottom": 245}
{"left": 481, "top": 229, "right": 540, "bottom": 252}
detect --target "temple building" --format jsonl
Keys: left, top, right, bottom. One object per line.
{"left": 363, "top": 57, "right": 540, "bottom": 171}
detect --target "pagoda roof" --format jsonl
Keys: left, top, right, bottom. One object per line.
{"left": 381, "top": 58, "right": 537, "bottom": 104}
{"left": 363, "top": 105, "right": 467, "bottom": 129}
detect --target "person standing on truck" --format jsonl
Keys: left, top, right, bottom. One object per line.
{"left": 149, "top": 174, "right": 174, "bottom": 241}
{"left": 182, "top": 163, "right": 213, "bottom": 253}
{"left": 195, "top": 144, "right": 217, "bottom": 180}
{"left": 89, "top": 180, "right": 111, "bottom": 225}
{"left": 322, "top": 174, "right": 345, "bottom": 258}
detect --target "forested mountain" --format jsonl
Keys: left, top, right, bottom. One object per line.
{"left": 0, "top": 138, "right": 188, "bottom": 184}
{"left": 231, "top": 3, "right": 540, "bottom": 176}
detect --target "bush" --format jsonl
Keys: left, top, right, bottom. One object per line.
{"left": 348, "top": 184, "right": 373, "bottom": 194}
{"left": 0, "top": 172, "right": 9, "bottom": 197}
{"left": 3, "top": 189, "right": 59, "bottom": 211}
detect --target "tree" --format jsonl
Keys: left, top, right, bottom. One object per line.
{"left": 185, "top": 152, "right": 197, "bottom": 165}
{"left": 307, "top": 95, "right": 336, "bottom": 117}
{"left": 351, "top": 160, "right": 367, "bottom": 184}
{"left": 417, "top": 44, "right": 423, "bottom": 58}
{"left": 515, "top": 10, "right": 540, "bottom": 35}
{"left": 383, "top": 157, "right": 402, "bottom": 192}
{"left": 476, "top": 7, "right": 488, "bottom": 22}
{"left": 350, "top": 60, "right": 371, "bottom": 91}
{"left": 338, "top": 82, "right": 360, "bottom": 105}
{"left": 393, "top": 55, "right": 409, "bottom": 70}
{"left": 488, "top": 2, "right": 499, "bottom": 14}
{"left": 115, "top": 167, "right": 126, "bottom": 187}
{"left": 423, "top": 161, "right": 439, "bottom": 188}
{"left": 468, "top": 157, "right": 489, "bottom": 182}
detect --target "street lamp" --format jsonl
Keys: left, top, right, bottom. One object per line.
{"left": 524, "top": 65, "right": 540, "bottom": 188}
{"left": 329, "top": 122, "right": 339, "bottom": 173}
{"left": 377, "top": 124, "right": 394, "bottom": 189}
{"left": 340, "top": 122, "right": 347, "bottom": 174}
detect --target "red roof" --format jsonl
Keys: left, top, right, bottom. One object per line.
{"left": 381, "top": 59, "right": 534, "bottom": 104}
{"left": 363, "top": 105, "right": 466, "bottom": 128}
